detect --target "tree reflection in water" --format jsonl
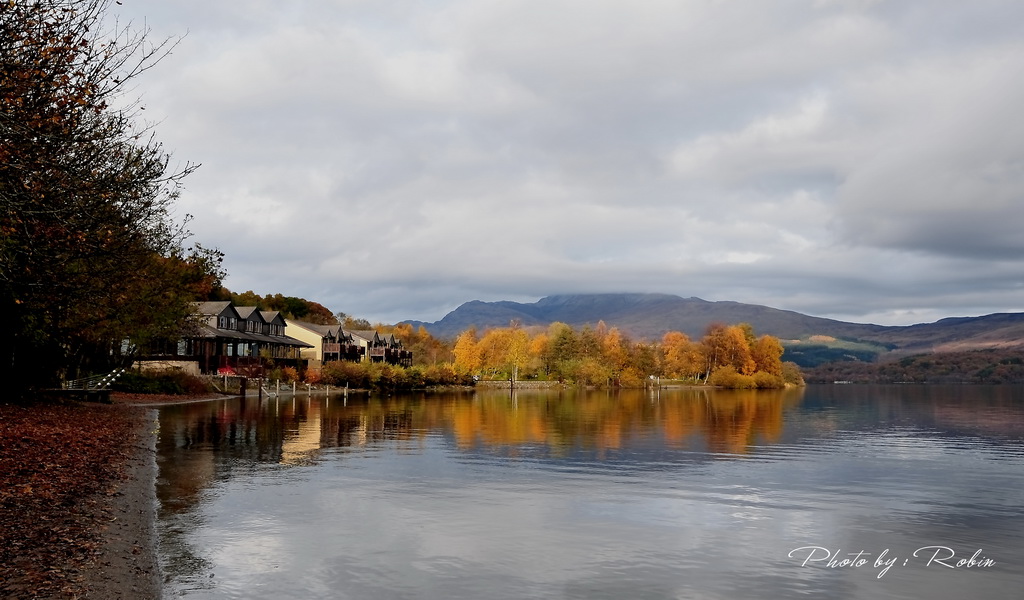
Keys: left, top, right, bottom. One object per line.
{"left": 156, "top": 387, "right": 806, "bottom": 508}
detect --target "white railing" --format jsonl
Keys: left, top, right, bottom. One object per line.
{"left": 64, "top": 368, "right": 126, "bottom": 390}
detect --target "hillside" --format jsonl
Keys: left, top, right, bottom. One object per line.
{"left": 403, "top": 293, "right": 1024, "bottom": 367}
{"left": 805, "top": 350, "right": 1024, "bottom": 384}
{"left": 407, "top": 293, "right": 884, "bottom": 339}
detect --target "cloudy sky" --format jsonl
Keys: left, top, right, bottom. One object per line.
{"left": 111, "top": 0, "right": 1023, "bottom": 326}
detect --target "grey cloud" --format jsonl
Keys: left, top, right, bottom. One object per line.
{"left": 113, "top": 0, "right": 1024, "bottom": 325}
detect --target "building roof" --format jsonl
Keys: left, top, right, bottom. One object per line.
{"left": 193, "top": 301, "right": 235, "bottom": 316}
{"left": 287, "top": 320, "right": 336, "bottom": 336}
{"left": 261, "top": 310, "right": 285, "bottom": 324}
{"left": 348, "top": 330, "right": 380, "bottom": 344}
{"left": 235, "top": 306, "right": 265, "bottom": 321}
{"left": 286, "top": 320, "right": 357, "bottom": 343}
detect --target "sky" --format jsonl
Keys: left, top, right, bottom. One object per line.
{"left": 109, "top": 0, "right": 1024, "bottom": 326}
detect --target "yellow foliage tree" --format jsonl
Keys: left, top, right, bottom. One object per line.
{"left": 750, "top": 335, "right": 784, "bottom": 376}
{"left": 661, "top": 331, "right": 703, "bottom": 379}
{"left": 725, "top": 325, "right": 758, "bottom": 375}
{"left": 453, "top": 328, "right": 482, "bottom": 374}
{"left": 478, "top": 329, "right": 511, "bottom": 376}
{"left": 600, "top": 327, "right": 631, "bottom": 374}
{"left": 701, "top": 323, "right": 757, "bottom": 380}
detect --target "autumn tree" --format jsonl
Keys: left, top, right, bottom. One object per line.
{"left": 543, "top": 322, "right": 578, "bottom": 380}
{"left": 453, "top": 328, "right": 482, "bottom": 374}
{"left": 504, "top": 326, "right": 531, "bottom": 382}
{"left": 227, "top": 290, "right": 338, "bottom": 324}
{"left": 599, "top": 326, "right": 628, "bottom": 373}
{"left": 699, "top": 323, "right": 790, "bottom": 388}
{"left": 444, "top": 321, "right": 795, "bottom": 389}
{"left": 341, "top": 315, "right": 373, "bottom": 330}
{"left": 750, "top": 335, "right": 784, "bottom": 376}
{"left": 528, "top": 331, "right": 548, "bottom": 369}
{"left": 473, "top": 326, "right": 530, "bottom": 381}
{"left": 725, "top": 325, "right": 757, "bottom": 375}
{"left": 387, "top": 322, "right": 450, "bottom": 366}
{"left": 700, "top": 323, "right": 757, "bottom": 380}
{"left": 630, "top": 342, "right": 660, "bottom": 381}
{"left": 1, "top": 0, "right": 219, "bottom": 391}
{"left": 660, "top": 331, "right": 703, "bottom": 380}
{"left": 476, "top": 329, "right": 507, "bottom": 376}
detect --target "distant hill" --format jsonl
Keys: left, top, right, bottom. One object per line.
{"left": 804, "top": 349, "right": 1024, "bottom": 384}
{"left": 403, "top": 293, "right": 1024, "bottom": 367}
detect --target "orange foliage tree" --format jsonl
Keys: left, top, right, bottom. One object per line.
{"left": 660, "top": 331, "right": 704, "bottom": 380}
{"left": 453, "top": 328, "right": 483, "bottom": 374}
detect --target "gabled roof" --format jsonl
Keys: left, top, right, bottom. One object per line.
{"left": 348, "top": 330, "right": 381, "bottom": 344}
{"left": 287, "top": 320, "right": 336, "bottom": 336}
{"left": 348, "top": 330, "right": 404, "bottom": 347}
{"left": 193, "top": 301, "right": 238, "bottom": 318}
{"left": 235, "top": 306, "right": 267, "bottom": 322}
{"left": 261, "top": 310, "right": 286, "bottom": 325}
{"left": 186, "top": 303, "right": 312, "bottom": 347}
{"left": 286, "top": 320, "right": 359, "bottom": 342}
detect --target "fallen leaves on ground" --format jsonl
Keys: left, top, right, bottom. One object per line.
{"left": 0, "top": 400, "right": 146, "bottom": 599}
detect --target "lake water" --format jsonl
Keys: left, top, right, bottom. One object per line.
{"left": 155, "top": 385, "right": 1024, "bottom": 599}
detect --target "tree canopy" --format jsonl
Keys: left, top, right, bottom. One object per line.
{"left": 448, "top": 320, "right": 801, "bottom": 388}
{"left": 1, "top": 0, "right": 221, "bottom": 392}
{"left": 217, "top": 289, "right": 338, "bottom": 324}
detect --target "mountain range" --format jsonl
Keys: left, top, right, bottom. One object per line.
{"left": 404, "top": 293, "right": 1024, "bottom": 366}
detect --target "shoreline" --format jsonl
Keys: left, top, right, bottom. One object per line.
{"left": 0, "top": 400, "right": 171, "bottom": 599}
{"left": 79, "top": 407, "right": 162, "bottom": 600}
{"left": 91, "top": 393, "right": 235, "bottom": 599}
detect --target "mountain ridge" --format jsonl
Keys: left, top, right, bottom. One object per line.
{"left": 402, "top": 293, "right": 1024, "bottom": 364}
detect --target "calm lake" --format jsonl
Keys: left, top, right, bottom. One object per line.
{"left": 155, "top": 385, "right": 1024, "bottom": 599}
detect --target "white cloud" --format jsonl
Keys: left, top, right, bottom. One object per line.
{"left": 110, "top": 0, "right": 1024, "bottom": 325}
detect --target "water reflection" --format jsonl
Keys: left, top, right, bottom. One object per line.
{"left": 157, "top": 387, "right": 806, "bottom": 468}
{"left": 155, "top": 386, "right": 1024, "bottom": 599}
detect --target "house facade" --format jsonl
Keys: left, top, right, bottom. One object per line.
{"left": 139, "top": 302, "right": 313, "bottom": 375}
{"left": 285, "top": 321, "right": 412, "bottom": 369}
{"left": 348, "top": 330, "right": 413, "bottom": 367}
{"left": 285, "top": 320, "right": 364, "bottom": 370}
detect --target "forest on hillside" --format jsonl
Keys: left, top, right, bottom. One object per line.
{"left": 804, "top": 349, "right": 1024, "bottom": 384}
